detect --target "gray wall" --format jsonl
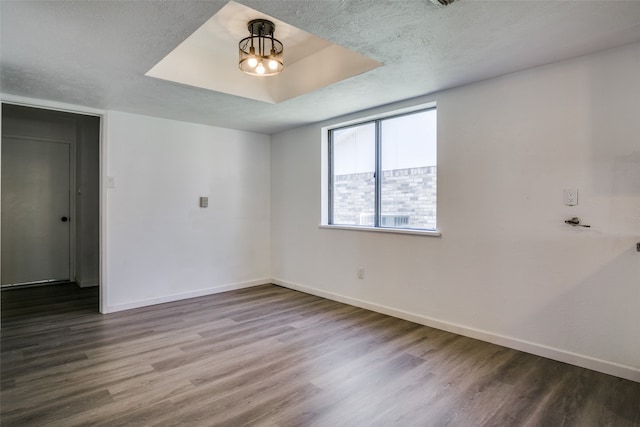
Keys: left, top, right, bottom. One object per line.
{"left": 2, "top": 104, "right": 100, "bottom": 287}
{"left": 75, "top": 114, "right": 100, "bottom": 287}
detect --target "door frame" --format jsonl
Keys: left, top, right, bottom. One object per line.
{"left": 1, "top": 135, "right": 76, "bottom": 286}
{"left": 1, "top": 94, "right": 107, "bottom": 313}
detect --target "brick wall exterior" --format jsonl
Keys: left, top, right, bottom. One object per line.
{"left": 333, "top": 166, "right": 437, "bottom": 230}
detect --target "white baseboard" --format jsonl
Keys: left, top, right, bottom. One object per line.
{"left": 102, "top": 278, "right": 270, "bottom": 314}
{"left": 272, "top": 278, "right": 640, "bottom": 383}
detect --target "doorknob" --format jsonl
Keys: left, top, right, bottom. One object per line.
{"left": 61, "top": 216, "right": 69, "bottom": 222}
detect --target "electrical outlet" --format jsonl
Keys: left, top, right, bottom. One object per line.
{"left": 199, "top": 197, "right": 208, "bottom": 208}
{"left": 357, "top": 267, "right": 364, "bottom": 279}
{"left": 564, "top": 188, "right": 578, "bottom": 206}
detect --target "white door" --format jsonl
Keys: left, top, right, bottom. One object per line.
{"left": 1, "top": 137, "right": 71, "bottom": 286}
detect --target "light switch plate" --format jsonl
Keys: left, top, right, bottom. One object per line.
{"left": 199, "top": 197, "right": 208, "bottom": 208}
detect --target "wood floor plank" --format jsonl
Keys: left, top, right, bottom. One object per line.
{"left": 2, "top": 283, "right": 639, "bottom": 426}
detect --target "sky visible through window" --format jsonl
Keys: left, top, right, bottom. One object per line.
{"left": 333, "top": 110, "right": 436, "bottom": 175}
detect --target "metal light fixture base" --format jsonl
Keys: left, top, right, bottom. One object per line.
{"left": 247, "top": 19, "right": 275, "bottom": 36}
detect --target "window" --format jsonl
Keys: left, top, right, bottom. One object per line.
{"left": 328, "top": 108, "right": 437, "bottom": 231}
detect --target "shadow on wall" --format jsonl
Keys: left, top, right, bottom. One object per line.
{"left": 515, "top": 237, "right": 640, "bottom": 375}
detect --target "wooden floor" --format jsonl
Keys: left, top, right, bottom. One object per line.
{"left": 1, "top": 284, "right": 639, "bottom": 426}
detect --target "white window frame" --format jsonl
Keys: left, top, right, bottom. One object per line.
{"left": 321, "top": 103, "right": 440, "bottom": 237}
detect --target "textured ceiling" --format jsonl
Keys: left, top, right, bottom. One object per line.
{"left": 146, "top": 1, "right": 382, "bottom": 104}
{"left": 2, "top": 1, "right": 640, "bottom": 134}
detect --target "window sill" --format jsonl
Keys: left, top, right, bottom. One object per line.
{"left": 318, "top": 224, "right": 441, "bottom": 237}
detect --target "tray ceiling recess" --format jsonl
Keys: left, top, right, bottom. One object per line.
{"left": 146, "top": 1, "right": 382, "bottom": 104}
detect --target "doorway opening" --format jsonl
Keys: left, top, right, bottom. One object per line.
{"left": 1, "top": 103, "right": 100, "bottom": 310}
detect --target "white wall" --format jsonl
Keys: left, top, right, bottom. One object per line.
{"left": 271, "top": 42, "right": 640, "bottom": 381}
{"left": 104, "top": 111, "right": 271, "bottom": 312}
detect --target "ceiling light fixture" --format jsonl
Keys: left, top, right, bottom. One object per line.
{"left": 429, "top": 0, "right": 457, "bottom": 5}
{"left": 239, "top": 19, "right": 283, "bottom": 76}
